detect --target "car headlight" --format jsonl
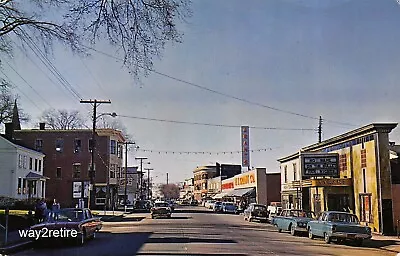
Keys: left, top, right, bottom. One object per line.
{"left": 331, "top": 225, "right": 337, "bottom": 232}
{"left": 366, "top": 227, "right": 371, "bottom": 234}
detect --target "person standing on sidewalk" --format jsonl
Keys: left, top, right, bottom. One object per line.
{"left": 52, "top": 199, "right": 60, "bottom": 220}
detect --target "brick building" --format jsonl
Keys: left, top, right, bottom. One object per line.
{"left": 14, "top": 124, "right": 125, "bottom": 209}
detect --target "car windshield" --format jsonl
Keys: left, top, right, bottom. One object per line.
{"left": 328, "top": 213, "right": 359, "bottom": 223}
{"left": 224, "top": 203, "right": 234, "bottom": 206}
{"left": 254, "top": 205, "right": 267, "bottom": 211}
{"left": 215, "top": 202, "right": 222, "bottom": 205}
{"left": 56, "top": 209, "right": 85, "bottom": 222}
{"left": 288, "top": 210, "right": 314, "bottom": 218}
{"left": 155, "top": 203, "right": 169, "bottom": 207}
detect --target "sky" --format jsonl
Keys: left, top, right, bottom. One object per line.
{"left": 3, "top": 0, "right": 400, "bottom": 184}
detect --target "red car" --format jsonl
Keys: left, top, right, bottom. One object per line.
{"left": 29, "top": 208, "right": 102, "bottom": 245}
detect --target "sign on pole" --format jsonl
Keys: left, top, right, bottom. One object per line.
{"left": 73, "top": 181, "right": 82, "bottom": 198}
{"left": 241, "top": 126, "right": 250, "bottom": 168}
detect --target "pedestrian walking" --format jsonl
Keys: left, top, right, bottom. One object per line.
{"left": 52, "top": 199, "right": 60, "bottom": 220}
{"left": 34, "top": 199, "right": 42, "bottom": 223}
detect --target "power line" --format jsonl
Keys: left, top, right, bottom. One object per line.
{"left": 117, "top": 114, "right": 316, "bottom": 131}
{"left": 136, "top": 147, "right": 278, "bottom": 155}
{"left": 82, "top": 45, "right": 358, "bottom": 127}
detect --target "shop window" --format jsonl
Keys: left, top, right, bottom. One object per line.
{"left": 361, "top": 149, "right": 367, "bottom": 168}
{"left": 56, "top": 167, "right": 62, "bottom": 179}
{"left": 73, "top": 164, "right": 81, "bottom": 179}
{"left": 74, "top": 139, "right": 82, "bottom": 153}
{"left": 339, "top": 154, "right": 347, "bottom": 172}
{"left": 360, "top": 193, "right": 372, "bottom": 223}
{"left": 35, "top": 139, "right": 43, "bottom": 152}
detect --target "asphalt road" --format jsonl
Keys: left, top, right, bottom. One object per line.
{"left": 13, "top": 206, "right": 400, "bottom": 256}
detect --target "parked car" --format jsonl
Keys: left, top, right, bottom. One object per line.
{"left": 29, "top": 208, "right": 102, "bottom": 245}
{"left": 221, "top": 202, "right": 238, "bottom": 214}
{"left": 274, "top": 209, "right": 315, "bottom": 236}
{"left": 307, "top": 211, "right": 372, "bottom": 246}
{"left": 190, "top": 200, "right": 198, "bottom": 206}
{"left": 213, "top": 201, "right": 223, "bottom": 212}
{"left": 243, "top": 203, "right": 268, "bottom": 223}
{"left": 151, "top": 201, "right": 172, "bottom": 219}
{"left": 204, "top": 200, "right": 216, "bottom": 209}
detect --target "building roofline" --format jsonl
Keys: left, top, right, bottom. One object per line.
{"left": 277, "top": 123, "right": 398, "bottom": 163}
{"left": 0, "top": 135, "right": 45, "bottom": 156}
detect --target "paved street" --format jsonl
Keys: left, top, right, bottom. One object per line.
{"left": 13, "top": 207, "right": 400, "bottom": 256}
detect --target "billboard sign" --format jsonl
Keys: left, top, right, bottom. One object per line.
{"left": 241, "top": 126, "right": 250, "bottom": 167}
{"left": 73, "top": 181, "right": 82, "bottom": 198}
{"left": 301, "top": 153, "right": 339, "bottom": 178}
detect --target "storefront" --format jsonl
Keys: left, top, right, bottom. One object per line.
{"left": 278, "top": 123, "right": 398, "bottom": 234}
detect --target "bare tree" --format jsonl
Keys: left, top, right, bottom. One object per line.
{"left": 0, "top": 84, "right": 29, "bottom": 125}
{"left": 1, "top": 0, "right": 191, "bottom": 79}
{"left": 160, "top": 183, "right": 179, "bottom": 199}
{"left": 40, "top": 108, "right": 86, "bottom": 129}
{"left": 97, "top": 115, "right": 132, "bottom": 141}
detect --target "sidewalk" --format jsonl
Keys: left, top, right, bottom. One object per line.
{"left": 0, "top": 230, "right": 32, "bottom": 255}
{"left": 368, "top": 233, "right": 400, "bottom": 253}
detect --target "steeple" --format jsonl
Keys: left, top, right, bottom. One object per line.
{"left": 12, "top": 99, "right": 21, "bottom": 130}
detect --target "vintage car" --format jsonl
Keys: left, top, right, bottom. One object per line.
{"left": 151, "top": 201, "right": 172, "bottom": 219}
{"left": 221, "top": 202, "right": 238, "bottom": 214}
{"left": 274, "top": 209, "right": 315, "bottom": 236}
{"left": 243, "top": 203, "right": 268, "bottom": 223}
{"left": 307, "top": 211, "right": 372, "bottom": 246}
{"left": 30, "top": 208, "right": 102, "bottom": 245}
{"left": 213, "top": 201, "right": 223, "bottom": 212}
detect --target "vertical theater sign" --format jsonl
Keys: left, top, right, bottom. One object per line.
{"left": 241, "top": 126, "right": 250, "bottom": 169}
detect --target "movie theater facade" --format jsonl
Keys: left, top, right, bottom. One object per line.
{"left": 278, "top": 123, "right": 398, "bottom": 235}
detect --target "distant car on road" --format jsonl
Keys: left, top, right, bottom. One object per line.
{"left": 243, "top": 203, "right": 268, "bottom": 223}
{"left": 213, "top": 201, "right": 223, "bottom": 212}
{"left": 307, "top": 211, "right": 372, "bottom": 246}
{"left": 274, "top": 209, "right": 315, "bottom": 236}
{"left": 204, "top": 200, "right": 216, "bottom": 209}
{"left": 29, "top": 208, "right": 102, "bottom": 245}
{"left": 151, "top": 202, "right": 172, "bottom": 219}
{"left": 221, "top": 202, "right": 238, "bottom": 214}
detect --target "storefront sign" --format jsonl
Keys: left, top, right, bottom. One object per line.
{"left": 301, "top": 153, "right": 339, "bottom": 178}
{"left": 234, "top": 172, "right": 256, "bottom": 188}
{"left": 241, "top": 126, "right": 250, "bottom": 167}
{"left": 73, "top": 182, "right": 82, "bottom": 198}
{"left": 311, "top": 178, "right": 352, "bottom": 187}
{"left": 222, "top": 182, "right": 234, "bottom": 190}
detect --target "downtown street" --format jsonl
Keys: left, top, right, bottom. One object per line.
{"left": 13, "top": 206, "right": 400, "bottom": 256}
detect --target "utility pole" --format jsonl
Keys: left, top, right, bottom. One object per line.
{"left": 135, "top": 157, "right": 148, "bottom": 200}
{"left": 80, "top": 99, "right": 111, "bottom": 209}
{"left": 318, "top": 116, "right": 323, "bottom": 143}
{"left": 144, "top": 168, "right": 153, "bottom": 199}
{"left": 123, "top": 142, "right": 136, "bottom": 204}
{"left": 166, "top": 172, "right": 169, "bottom": 185}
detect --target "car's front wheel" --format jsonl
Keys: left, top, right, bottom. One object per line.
{"left": 290, "top": 224, "right": 297, "bottom": 236}
{"left": 324, "top": 233, "right": 331, "bottom": 244}
{"left": 308, "top": 228, "right": 314, "bottom": 239}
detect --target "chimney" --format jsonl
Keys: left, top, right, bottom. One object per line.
{"left": 5, "top": 123, "right": 14, "bottom": 140}
{"left": 39, "top": 123, "right": 45, "bottom": 130}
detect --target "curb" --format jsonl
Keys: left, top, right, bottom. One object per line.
{"left": 0, "top": 240, "right": 32, "bottom": 255}
{"left": 100, "top": 214, "right": 125, "bottom": 221}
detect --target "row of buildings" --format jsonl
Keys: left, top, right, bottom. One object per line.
{"left": 0, "top": 103, "right": 145, "bottom": 209}
{"left": 180, "top": 123, "right": 400, "bottom": 235}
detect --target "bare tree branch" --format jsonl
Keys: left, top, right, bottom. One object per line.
{"left": 39, "top": 108, "right": 86, "bottom": 130}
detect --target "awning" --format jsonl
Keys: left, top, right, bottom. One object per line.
{"left": 213, "top": 191, "right": 229, "bottom": 199}
{"left": 25, "top": 172, "right": 49, "bottom": 180}
{"left": 227, "top": 187, "right": 255, "bottom": 197}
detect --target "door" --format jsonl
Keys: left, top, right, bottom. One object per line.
{"left": 327, "top": 194, "right": 350, "bottom": 212}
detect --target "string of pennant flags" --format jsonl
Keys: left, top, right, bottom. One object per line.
{"left": 133, "top": 147, "right": 278, "bottom": 155}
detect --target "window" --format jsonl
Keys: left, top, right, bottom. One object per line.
{"left": 360, "top": 194, "right": 372, "bottom": 223}
{"left": 73, "top": 164, "right": 81, "bottom": 179}
{"left": 22, "top": 179, "right": 26, "bottom": 194}
{"left": 55, "top": 139, "right": 64, "bottom": 152}
{"left": 56, "top": 167, "right": 62, "bottom": 179}
{"left": 38, "top": 160, "right": 42, "bottom": 172}
{"left": 110, "top": 164, "right": 116, "bottom": 178}
{"left": 23, "top": 156, "right": 27, "bottom": 169}
{"left": 35, "top": 159, "right": 38, "bottom": 171}
{"left": 284, "top": 165, "right": 288, "bottom": 183}
{"left": 361, "top": 149, "right": 367, "bottom": 168}
{"left": 74, "top": 139, "right": 82, "bottom": 153}
{"left": 18, "top": 154, "right": 23, "bottom": 168}
{"left": 17, "top": 178, "right": 22, "bottom": 194}
{"left": 35, "top": 139, "right": 43, "bottom": 152}
{"left": 293, "top": 163, "right": 297, "bottom": 181}
{"left": 41, "top": 181, "right": 45, "bottom": 198}
{"left": 110, "top": 140, "right": 116, "bottom": 154}
{"left": 32, "top": 181, "right": 37, "bottom": 195}
{"left": 29, "top": 158, "right": 33, "bottom": 170}
{"left": 88, "top": 139, "right": 94, "bottom": 152}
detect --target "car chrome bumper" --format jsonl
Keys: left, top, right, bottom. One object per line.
{"left": 331, "top": 232, "right": 372, "bottom": 239}
{"left": 294, "top": 227, "right": 308, "bottom": 232}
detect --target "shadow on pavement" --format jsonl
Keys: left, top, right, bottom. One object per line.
{"left": 136, "top": 254, "right": 247, "bottom": 256}
{"left": 101, "top": 216, "right": 146, "bottom": 222}
{"left": 146, "top": 237, "right": 237, "bottom": 244}
{"left": 173, "top": 209, "right": 213, "bottom": 214}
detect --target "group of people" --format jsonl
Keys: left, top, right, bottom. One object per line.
{"left": 34, "top": 198, "right": 60, "bottom": 223}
